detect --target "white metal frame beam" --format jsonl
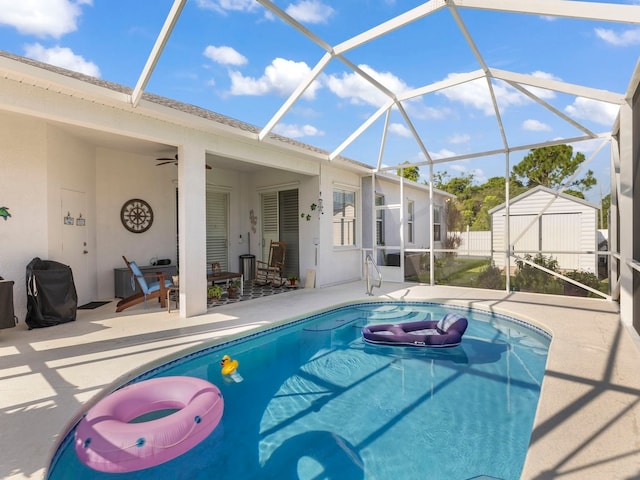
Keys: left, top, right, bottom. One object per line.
{"left": 131, "top": 0, "right": 187, "bottom": 107}
{"left": 450, "top": 0, "right": 640, "bottom": 24}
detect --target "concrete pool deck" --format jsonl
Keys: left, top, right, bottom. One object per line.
{"left": 1, "top": 282, "right": 638, "bottom": 479}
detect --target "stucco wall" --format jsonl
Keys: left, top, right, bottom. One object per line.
{"left": 95, "top": 148, "right": 179, "bottom": 299}
{"left": 0, "top": 112, "right": 48, "bottom": 322}
{"left": 47, "top": 125, "right": 98, "bottom": 304}
{"left": 318, "top": 163, "right": 362, "bottom": 287}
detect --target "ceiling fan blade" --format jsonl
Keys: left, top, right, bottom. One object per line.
{"left": 156, "top": 153, "right": 178, "bottom": 163}
{"left": 156, "top": 153, "right": 210, "bottom": 169}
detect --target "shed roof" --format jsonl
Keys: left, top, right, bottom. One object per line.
{"left": 489, "top": 185, "right": 600, "bottom": 214}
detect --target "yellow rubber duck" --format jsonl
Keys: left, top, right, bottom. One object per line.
{"left": 220, "top": 355, "right": 239, "bottom": 376}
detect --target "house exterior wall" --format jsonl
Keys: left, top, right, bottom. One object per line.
{"left": 318, "top": 163, "right": 362, "bottom": 287}
{"left": 371, "top": 177, "right": 441, "bottom": 251}
{"left": 246, "top": 167, "right": 319, "bottom": 285}
{"left": 95, "top": 147, "right": 190, "bottom": 300}
{"left": 0, "top": 112, "right": 49, "bottom": 322}
{"left": 0, "top": 61, "right": 379, "bottom": 317}
{"left": 491, "top": 188, "right": 598, "bottom": 273}
{"left": 47, "top": 125, "right": 98, "bottom": 305}
{"left": 361, "top": 175, "right": 450, "bottom": 281}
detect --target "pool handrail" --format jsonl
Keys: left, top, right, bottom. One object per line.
{"left": 365, "top": 254, "right": 382, "bottom": 295}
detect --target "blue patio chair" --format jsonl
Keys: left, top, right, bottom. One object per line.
{"left": 116, "top": 256, "right": 173, "bottom": 312}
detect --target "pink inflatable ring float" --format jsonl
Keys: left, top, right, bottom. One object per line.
{"left": 74, "top": 376, "right": 224, "bottom": 473}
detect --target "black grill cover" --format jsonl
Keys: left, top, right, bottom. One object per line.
{"left": 25, "top": 257, "right": 77, "bottom": 329}
{"left": 0, "top": 279, "right": 16, "bottom": 330}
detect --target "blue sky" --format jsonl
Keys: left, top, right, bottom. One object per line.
{"left": 1, "top": 0, "right": 638, "bottom": 203}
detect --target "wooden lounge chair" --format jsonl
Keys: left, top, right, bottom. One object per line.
{"left": 116, "top": 256, "right": 173, "bottom": 312}
{"left": 255, "top": 241, "right": 286, "bottom": 287}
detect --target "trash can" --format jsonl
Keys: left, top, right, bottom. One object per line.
{"left": 240, "top": 254, "right": 255, "bottom": 282}
{"left": 25, "top": 257, "right": 78, "bottom": 329}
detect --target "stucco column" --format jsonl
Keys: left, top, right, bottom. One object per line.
{"left": 177, "top": 143, "right": 208, "bottom": 317}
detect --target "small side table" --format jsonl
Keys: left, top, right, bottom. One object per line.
{"left": 167, "top": 286, "right": 180, "bottom": 313}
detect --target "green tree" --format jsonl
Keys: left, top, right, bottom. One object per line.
{"left": 432, "top": 171, "right": 476, "bottom": 230}
{"left": 396, "top": 162, "right": 420, "bottom": 182}
{"left": 471, "top": 194, "right": 502, "bottom": 230}
{"left": 599, "top": 193, "right": 610, "bottom": 229}
{"left": 511, "top": 145, "right": 596, "bottom": 194}
{"left": 433, "top": 172, "right": 525, "bottom": 231}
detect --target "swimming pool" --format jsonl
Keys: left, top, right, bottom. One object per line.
{"left": 47, "top": 301, "right": 550, "bottom": 480}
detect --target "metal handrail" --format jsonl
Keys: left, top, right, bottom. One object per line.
{"left": 365, "top": 254, "right": 382, "bottom": 295}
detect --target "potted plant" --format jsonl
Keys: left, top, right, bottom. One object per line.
{"left": 207, "top": 284, "right": 223, "bottom": 305}
{"left": 287, "top": 274, "right": 299, "bottom": 286}
{"left": 227, "top": 279, "right": 241, "bottom": 299}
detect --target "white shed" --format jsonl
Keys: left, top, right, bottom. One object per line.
{"left": 490, "top": 186, "right": 599, "bottom": 273}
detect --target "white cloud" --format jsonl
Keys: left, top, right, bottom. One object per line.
{"left": 388, "top": 123, "right": 411, "bottom": 138}
{"left": 286, "top": 0, "right": 335, "bottom": 24}
{"left": 522, "top": 119, "right": 551, "bottom": 131}
{"left": 195, "top": 0, "right": 260, "bottom": 15}
{"left": 203, "top": 45, "right": 247, "bottom": 66}
{"left": 326, "top": 64, "right": 410, "bottom": 108}
{"left": 448, "top": 133, "right": 470, "bottom": 145}
{"left": 565, "top": 97, "right": 619, "bottom": 126}
{"left": 405, "top": 103, "right": 450, "bottom": 121}
{"left": 437, "top": 74, "right": 527, "bottom": 115}
{"left": 525, "top": 71, "right": 560, "bottom": 100}
{"left": 449, "top": 164, "right": 487, "bottom": 183}
{"left": 228, "top": 57, "right": 321, "bottom": 98}
{"left": 437, "top": 71, "right": 560, "bottom": 115}
{"left": 0, "top": 0, "right": 91, "bottom": 38}
{"left": 24, "top": 43, "right": 100, "bottom": 77}
{"left": 571, "top": 137, "right": 611, "bottom": 155}
{"left": 595, "top": 27, "right": 640, "bottom": 46}
{"left": 273, "top": 123, "right": 325, "bottom": 138}
{"left": 430, "top": 148, "right": 457, "bottom": 160}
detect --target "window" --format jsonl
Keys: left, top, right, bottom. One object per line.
{"left": 433, "top": 206, "right": 442, "bottom": 242}
{"left": 375, "top": 194, "right": 385, "bottom": 245}
{"left": 333, "top": 188, "right": 356, "bottom": 246}
{"left": 407, "top": 200, "right": 415, "bottom": 243}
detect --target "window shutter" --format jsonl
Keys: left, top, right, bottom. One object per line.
{"left": 206, "top": 191, "right": 228, "bottom": 270}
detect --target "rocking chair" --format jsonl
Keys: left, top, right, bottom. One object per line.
{"left": 255, "top": 241, "right": 287, "bottom": 287}
{"left": 116, "top": 256, "right": 174, "bottom": 312}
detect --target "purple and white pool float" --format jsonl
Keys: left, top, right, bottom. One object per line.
{"left": 362, "top": 312, "right": 468, "bottom": 347}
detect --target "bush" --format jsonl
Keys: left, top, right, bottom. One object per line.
{"left": 477, "top": 262, "right": 504, "bottom": 290}
{"left": 512, "top": 254, "right": 563, "bottom": 294}
{"left": 563, "top": 270, "right": 601, "bottom": 297}
{"left": 444, "top": 233, "right": 462, "bottom": 258}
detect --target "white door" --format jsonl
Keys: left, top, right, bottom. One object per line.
{"left": 60, "top": 188, "right": 89, "bottom": 304}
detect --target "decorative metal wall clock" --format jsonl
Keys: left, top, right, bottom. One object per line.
{"left": 120, "top": 198, "right": 153, "bottom": 233}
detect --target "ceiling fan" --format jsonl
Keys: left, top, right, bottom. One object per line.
{"left": 156, "top": 154, "right": 212, "bottom": 170}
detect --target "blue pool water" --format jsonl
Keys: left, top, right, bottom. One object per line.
{"left": 47, "top": 302, "right": 550, "bottom": 480}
